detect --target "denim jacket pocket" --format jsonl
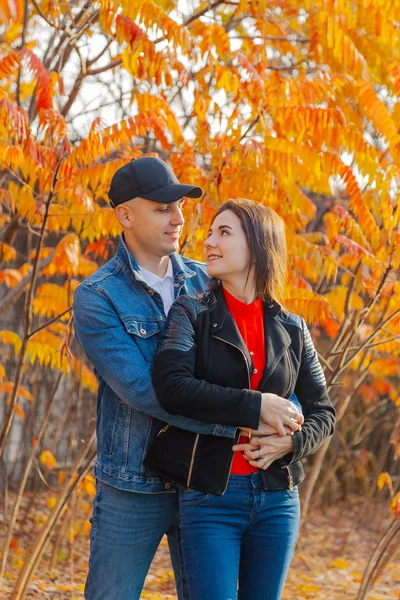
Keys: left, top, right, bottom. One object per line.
{"left": 123, "top": 319, "right": 160, "bottom": 338}
{"left": 122, "top": 319, "right": 161, "bottom": 361}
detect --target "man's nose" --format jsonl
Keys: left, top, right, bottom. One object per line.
{"left": 170, "top": 206, "right": 184, "bottom": 226}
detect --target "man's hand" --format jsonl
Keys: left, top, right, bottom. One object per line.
{"left": 232, "top": 434, "right": 294, "bottom": 470}
{"left": 239, "top": 421, "right": 298, "bottom": 438}
{"left": 260, "top": 393, "right": 304, "bottom": 437}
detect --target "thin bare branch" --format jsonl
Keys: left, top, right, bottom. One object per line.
{"left": 87, "top": 58, "right": 123, "bottom": 77}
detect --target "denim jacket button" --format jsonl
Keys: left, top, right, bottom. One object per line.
{"left": 164, "top": 482, "right": 172, "bottom": 489}
{"left": 140, "top": 328, "right": 146, "bottom": 335}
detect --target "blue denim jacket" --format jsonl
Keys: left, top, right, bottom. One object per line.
{"left": 74, "top": 236, "right": 237, "bottom": 493}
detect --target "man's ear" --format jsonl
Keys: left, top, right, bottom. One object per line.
{"left": 115, "top": 204, "right": 133, "bottom": 228}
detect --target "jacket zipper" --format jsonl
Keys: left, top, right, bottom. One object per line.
{"left": 213, "top": 335, "right": 251, "bottom": 495}
{"left": 186, "top": 434, "right": 200, "bottom": 488}
{"left": 283, "top": 347, "right": 293, "bottom": 398}
{"left": 282, "top": 464, "right": 294, "bottom": 490}
{"left": 157, "top": 424, "right": 171, "bottom": 437}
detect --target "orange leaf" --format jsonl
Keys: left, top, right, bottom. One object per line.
{"left": 392, "top": 492, "right": 400, "bottom": 518}
{"left": 14, "top": 402, "right": 24, "bottom": 421}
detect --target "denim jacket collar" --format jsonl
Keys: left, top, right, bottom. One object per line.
{"left": 115, "top": 235, "right": 197, "bottom": 285}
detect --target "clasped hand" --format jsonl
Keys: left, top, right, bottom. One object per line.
{"left": 234, "top": 393, "right": 303, "bottom": 470}
{"left": 233, "top": 434, "right": 294, "bottom": 470}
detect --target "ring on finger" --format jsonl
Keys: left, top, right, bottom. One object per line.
{"left": 258, "top": 449, "right": 263, "bottom": 459}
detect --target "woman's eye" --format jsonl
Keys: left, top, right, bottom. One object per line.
{"left": 221, "top": 230, "right": 229, "bottom": 235}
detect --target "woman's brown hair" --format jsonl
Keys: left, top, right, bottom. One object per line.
{"left": 208, "top": 199, "right": 288, "bottom": 305}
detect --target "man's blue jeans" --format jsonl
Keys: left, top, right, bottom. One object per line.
{"left": 85, "top": 480, "right": 187, "bottom": 600}
{"left": 178, "top": 474, "right": 300, "bottom": 600}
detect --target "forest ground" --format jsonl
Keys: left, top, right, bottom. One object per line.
{"left": 1, "top": 494, "right": 399, "bottom": 599}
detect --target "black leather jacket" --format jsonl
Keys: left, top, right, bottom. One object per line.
{"left": 145, "top": 286, "right": 336, "bottom": 496}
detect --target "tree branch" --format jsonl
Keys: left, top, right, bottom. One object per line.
{"left": 87, "top": 58, "right": 123, "bottom": 77}
{"left": 0, "top": 253, "right": 54, "bottom": 316}
{"left": 183, "top": 0, "right": 226, "bottom": 27}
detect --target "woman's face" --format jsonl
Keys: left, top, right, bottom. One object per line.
{"left": 204, "top": 209, "right": 252, "bottom": 280}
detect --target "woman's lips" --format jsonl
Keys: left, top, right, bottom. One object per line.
{"left": 206, "top": 255, "right": 222, "bottom": 262}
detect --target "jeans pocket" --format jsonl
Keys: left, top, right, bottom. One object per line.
{"left": 179, "top": 488, "right": 211, "bottom": 506}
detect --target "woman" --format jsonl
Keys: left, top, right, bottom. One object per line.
{"left": 145, "top": 199, "right": 336, "bottom": 600}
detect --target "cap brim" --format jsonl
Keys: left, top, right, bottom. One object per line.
{"left": 142, "top": 183, "right": 202, "bottom": 203}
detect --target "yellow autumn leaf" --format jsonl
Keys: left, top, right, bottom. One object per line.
{"left": 0, "top": 330, "right": 22, "bottom": 354}
{"left": 324, "top": 286, "right": 364, "bottom": 320}
{"left": 39, "top": 450, "right": 57, "bottom": 470}
{"left": 47, "top": 497, "right": 57, "bottom": 509}
{"left": 330, "top": 558, "right": 349, "bottom": 569}
{"left": 47, "top": 233, "right": 81, "bottom": 277}
{"left": 84, "top": 481, "right": 96, "bottom": 498}
{"left": 0, "top": 362, "right": 5, "bottom": 383}
{"left": 377, "top": 472, "right": 393, "bottom": 493}
{"left": 12, "top": 557, "right": 24, "bottom": 570}
{"left": 0, "top": 241, "right": 17, "bottom": 262}
{"left": 82, "top": 520, "right": 92, "bottom": 537}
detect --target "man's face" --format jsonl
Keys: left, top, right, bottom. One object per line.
{"left": 115, "top": 197, "right": 185, "bottom": 257}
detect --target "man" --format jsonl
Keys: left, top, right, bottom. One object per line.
{"left": 73, "top": 156, "right": 238, "bottom": 600}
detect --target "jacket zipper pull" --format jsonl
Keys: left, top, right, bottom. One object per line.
{"left": 286, "top": 465, "right": 294, "bottom": 490}
{"left": 282, "top": 464, "right": 294, "bottom": 490}
{"left": 157, "top": 424, "right": 170, "bottom": 437}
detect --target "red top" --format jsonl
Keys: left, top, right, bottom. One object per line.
{"left": 223, "top": 288, "right": 266, "bottom": 475}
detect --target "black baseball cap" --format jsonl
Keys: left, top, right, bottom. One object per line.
{"left": 108, "top": 157, "right": 203, "bottom": 208}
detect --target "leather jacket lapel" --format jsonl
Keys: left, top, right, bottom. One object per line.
{"left": 209, "top": 288, "right": 254, "bottom": 377}
{"left": 208, "top": 286, "right": 293, "bottom": 389}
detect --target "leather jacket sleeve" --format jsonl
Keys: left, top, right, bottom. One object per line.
{"left": 74, "top": 285, "right": 237, "bottom": 438}
{"left": 289, "top": 317, "right": 336, "bottom": 464}
{"left": 152, "top": 296, "right": 262, "bottom": 430}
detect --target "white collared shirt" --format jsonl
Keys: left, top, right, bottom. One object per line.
{"left": 139, "top": 259, "right": 175, "bottom": 315}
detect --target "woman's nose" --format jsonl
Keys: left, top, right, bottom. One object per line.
{"left": 204, "top": 234, "right": 217, "bottom": 248}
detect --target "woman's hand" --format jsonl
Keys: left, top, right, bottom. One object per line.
{"left": 261, "top": 393, "right": 304, "bottom": 437}
{"left": 232, "top": 434, "right": 294, "bottom": 470}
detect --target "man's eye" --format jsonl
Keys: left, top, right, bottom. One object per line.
{"left": 158, "top": 207, "right": 169, "bottom": 213}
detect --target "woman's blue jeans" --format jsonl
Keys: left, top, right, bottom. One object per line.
{"left": 179, "top": 473, "right": 300, "bottom": 600}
